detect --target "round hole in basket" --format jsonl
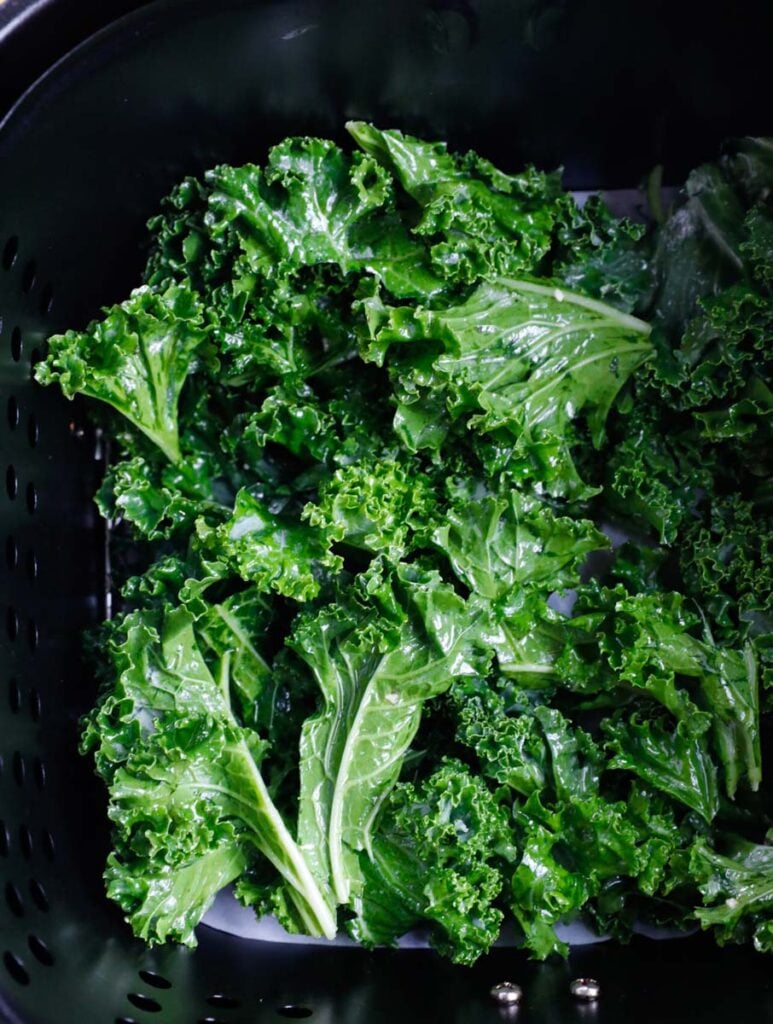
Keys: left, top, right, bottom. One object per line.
{"left": 20, "top": 261, "right": 36, "bottom": 294}
{"left": 126, "top": 992, "right": 162, "bottom": 1013}
{"left": 5, "top": 465, "right": 18, "bottom": 500}
{"left": 8, "top": 677, "right": 21, "bottom": 715}
{"left": 137, "top": 970, "right": 172, "bottom": 990}
{"left": 27, "top": 413, "right": 39, "bottom": 447}
{"left": 39, "top": 830, "right": 56, "bottom": 863}
{"left": 206, "top": 994, "right": 240, "bottom": 1009}
{"left": 25, "top": 482, "right": 38, "bottom": 515}
{"left": 6, "top": 605, "right": 19, "bottom": 642}
{"left": 28, "top": 689, "right": 42, "bottom": 722}
{"left": 25, "top": 548, "right": 38, "bottom": 581}
{"left": 18, "top": 824, "right": 33, "bottom": 860}
{"left": 12, "top": 751, "right": 25, "bottom": 787}
{"left": 39, "top": 283, "right": 54, "bottom": 317}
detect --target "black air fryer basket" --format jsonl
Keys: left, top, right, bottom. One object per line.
{"left": 1, "top": 3, "right": 772, "bottom": 1022}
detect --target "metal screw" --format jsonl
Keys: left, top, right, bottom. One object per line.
{"left": 570, "top": 977, "right": 601, "bottom": 1001}
{"left": 490, "top": 982, "right": 523, "bottom": 1006}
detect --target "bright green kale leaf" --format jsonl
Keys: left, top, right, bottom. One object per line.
{"left": 247, "top": 380, "right": 339, "bottom": 463}
{"left": 364, "top": 278, "right": 652, "bottom": 496}
{"left": 614, "top": 594, "right": 760, "bottom": 797}
{"left": 303, "top": 454, "right": 438, "bottom": 561}
{"left": 505, "top": 710, "right": 675, "bottom": 958}
{"left": 107, "top": 837, "right": 248, "bottom": 946}
{"left": 349, "top": 759, "right": 513, "bottom": 965}
{"left": 95, "top": 454, "right": 228, "bottom": 540}
{"left": 560, "top": 586, "right": 761, "bottom": 797}
{"left": 36, "top": 285, "right": 207, "bottom": 463}
{"left": 509, "top": 802, "right": 592, "bottom": 958}
{"left": 348, "top": 122, "right": 567, "bottom": 284}
{"left": 83, "top": 606, "right": 336, "bottom": 943}
{"left": 193, "top": 588, "right": 273, "bottom": 725}
{"left": 289, "top": 562, "right": 482, "bottom": 907}
{"left": 477, "top": 587, "right": 568, "bottom": 683}
{"left": 433, "top": 487, "right": 607, "bottom": 600}
{"left": 206, "top": 136, "right": 442, "bottom": 300}
{"left": 450, "top": 678, "right": 550, "bottom": 797}
{"left": 196, "top": 488, "right": 342, "bottom": 601}
{"left": 206, "top": 137, "right": 389, "bottom": 273}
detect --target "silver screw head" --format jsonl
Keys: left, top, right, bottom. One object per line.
{"left": 490, "top": 982, "right": 523, "bottom": 1005}
{"left": 570, "top": 977, "right": 601, "bottom": 1001}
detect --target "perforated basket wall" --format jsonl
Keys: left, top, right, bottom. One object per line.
{"left": 1, "top": 2, "right": 772, "bottom": 1022}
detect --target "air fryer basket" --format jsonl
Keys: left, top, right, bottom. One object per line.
{"left": 1, "top": 2, "right": 772, "bottom": 1022}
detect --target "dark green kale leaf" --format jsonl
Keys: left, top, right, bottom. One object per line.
{"left": 692, "top": 835, "right": 773, "bottom": 953}
{"left": 555, "top": 194, "right": 653, "bottom": 313}
{"left": 561, "top": 587, "right": 761, "bottom": 799}
{"left": 604, "top": 403, "right": 716, "bottom": 544}
{"left": 604, "top": 716, "right": 719, "bottom": 823}
{"left": 680, "top": 494, "right": 773, "bottom": 645}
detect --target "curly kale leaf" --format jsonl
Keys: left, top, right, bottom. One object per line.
{"left": 303, "top": 453, "right": 438, "bottom": 561}
{"left": 364, "top": 278, "right": 652, "bottom": 497}
{"left": 206, "top": 136, "right": 443, "bottom": 301}
{"left": 195, "top": 488, "right": 342, "bottom": 602}
{"left": 692, "top": 836, "right": 773, "bottom": 953}
{"left": 349, "top": 759, "right": 513, "bottom": 965}
{"left": 36, "top": 285, "right": 208, "bottom": 462}
{"left": 289, "top": 562, "right": 483, "bottom": 907}
{"left": 433, "top": 487, "right": 607, "bottom": 601}
{"left": 82, "top": 606, "right": 336, "bottom": 944}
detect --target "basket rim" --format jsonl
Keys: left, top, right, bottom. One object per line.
{"left": 0, "top": 0, "right": 289, "bottom": 140}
